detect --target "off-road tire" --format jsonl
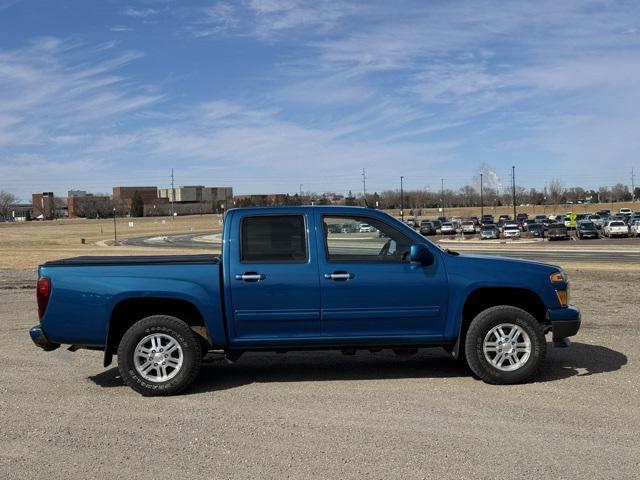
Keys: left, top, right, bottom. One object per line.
{"left": 117, "top": 315, "right": 202, "bottom": 396}
{"left": 464, "top": 305, "right": 546, "bottom": 385}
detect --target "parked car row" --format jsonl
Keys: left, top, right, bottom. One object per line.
{"left": 326, "top": 221, "right": 380, "bottom": 234}
{"left": 407, "top": 207, "right": 640, "bottom": 241}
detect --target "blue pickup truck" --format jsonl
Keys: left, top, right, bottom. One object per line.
{"left": 30, "top": 206, "right": 580, "bottom": 396}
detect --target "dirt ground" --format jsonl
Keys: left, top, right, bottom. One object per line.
{"left": 0, "top": 266, "right": 638, "bottom": 479}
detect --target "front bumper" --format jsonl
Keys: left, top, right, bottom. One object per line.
{"left": 29, "top": 325, "right": 60, "bottom": 351}
{"left": 547, "top": 306, "right": 581, "bottom": 344}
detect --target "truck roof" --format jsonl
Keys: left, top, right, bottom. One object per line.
{"left": 226, "top": 205, "right": 383, "bottom": 216}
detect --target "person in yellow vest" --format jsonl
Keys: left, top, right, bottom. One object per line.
{"left": 568, "top": 212, "right": 577, "bottom": 239}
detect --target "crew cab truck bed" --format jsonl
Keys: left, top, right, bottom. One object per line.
{"left": 31, "top": 206, "right": 580, "bottom": 396}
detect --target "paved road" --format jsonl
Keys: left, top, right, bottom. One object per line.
{"left": 123, "top": 232, "right": 640, "bottom": 262}
{"left": 123, "top": 231, "right": 219, "bottom": 249}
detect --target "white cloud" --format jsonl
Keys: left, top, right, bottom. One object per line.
{"left": 186, "top": 2, "right": 239, "bottom": 38}
{"left": 185, "top": 0, "right": 360, "bottom": 39}
{"left": 0, "top": 38, "right": 160, "bottom": 143}
{"left": 247, "top": 0, "right": 359, "bottom": 37}
{"left": 124, "top": 7, "right": 158, "bottom": 18}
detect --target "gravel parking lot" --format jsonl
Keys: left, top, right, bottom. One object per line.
{"left": 1, "top": 267, "right": 638, "bottom": 479}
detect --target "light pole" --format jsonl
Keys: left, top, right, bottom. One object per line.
{"left": 400, "top": 176, "right": 404, "bottom": 221}
{"left": 480, "top": 173, "right": 484, "bottom": 218}
{"left": 511, "top": 166, "right": 517, "bottom": 220}
{"left": 113, "top": 207, "right": 117, "bottom": 244}
{"left": 441, "top": 178, "right": 445, "bottom": 218}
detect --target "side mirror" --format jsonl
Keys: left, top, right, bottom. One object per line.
{"left": 410, "top": 243, "right": 434, "bottom": 266}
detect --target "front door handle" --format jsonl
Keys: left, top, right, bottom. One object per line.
{"left": 235, "top": 272, "right": 266, "bottom": 282}
{"left": 323, "top": 271, "right": 355, "bottom": 281}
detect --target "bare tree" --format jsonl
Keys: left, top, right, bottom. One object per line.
{"left": 546, "top": 179, "right": 565, "bottom": 205}
{"left": 0, "top": 190, "right": 18, "bottom": 221}
{"left": 611, "top": 183, "right": 632, "bottom": 202}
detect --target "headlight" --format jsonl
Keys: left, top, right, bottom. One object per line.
{"left": 550, "top": 270, "right": 568, "bottom": 283}
{"left": 550, "top": 270, "right": 569, "bottom": 306}
{"left": 556, "top": 289, "right": 569, "bottom": 307}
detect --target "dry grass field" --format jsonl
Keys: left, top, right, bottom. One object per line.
{"left": 0, "top": 214, "right": 223, "bottom": 271}
{"left": 0, "top": 200, "right": 637, "bottom": 271}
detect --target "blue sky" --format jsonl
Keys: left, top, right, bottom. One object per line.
{"left": 1, "top": 0, "right": 639, "bottom": 201}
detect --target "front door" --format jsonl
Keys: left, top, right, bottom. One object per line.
{"left": 227, "top": 212, "right": 321, "bottom": 342}
{"left": 315, "top": 212, "right": 448, "bottom": 340}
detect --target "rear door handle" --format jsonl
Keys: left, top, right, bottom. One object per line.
{"left": 323, "top": 271, "right": 355, "bottom": 281}
{"left": 235, "top": 272, "right": 266, "bottom": 282}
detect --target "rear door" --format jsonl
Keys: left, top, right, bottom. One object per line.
{"left": 226, "top": 211, "right": 321, "bottom": 343}
{"left": 314, "top": 211, "right": 448, "bottom": 340}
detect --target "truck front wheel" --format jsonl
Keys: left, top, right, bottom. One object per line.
{"left": 117, "top": 315, "right": 202, "bottom": 396}
{"left": 464, "top": 306, "right": 546, "bottom": 384}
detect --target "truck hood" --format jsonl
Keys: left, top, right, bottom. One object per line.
{"left": 443, "top": 250, "right": 560, "bottom": 276}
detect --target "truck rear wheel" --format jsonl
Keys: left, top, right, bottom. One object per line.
{"left": 464, "top": 306, "right": 546, "bottom": 384}
{"left": 117, "top": 315, "right": 202, "bottom": 396}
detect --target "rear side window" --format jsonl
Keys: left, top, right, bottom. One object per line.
{"left": 241, "top": 215, "right": 307, "bottom": 262}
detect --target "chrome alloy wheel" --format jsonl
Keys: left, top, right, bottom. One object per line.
{"left": 482, "top": 323, "right": 532, "bottom": 372}
{"left": 133, "top": 333, "right": 183, "bottom": 382}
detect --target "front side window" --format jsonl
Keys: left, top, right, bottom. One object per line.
{"left": 241, "top": 215, "right": 307, "bottom": 262}
{"left": 323, "top": 215, "right": 412, "bottom": 263}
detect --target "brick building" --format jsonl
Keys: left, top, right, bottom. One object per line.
{"left": 112, "top": 186, "right": 159, "bottom": 211}
{"left": 157, "top": 186, "right": 233, "bottom": 206}
{"left": 32, "top": 192, "right": 55, "bottom": 220}
{"left": 67, "top": 194, "right": 112, "bottom": 218}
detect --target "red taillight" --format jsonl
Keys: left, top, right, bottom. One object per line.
{"left": 37, "top": 276, "right": 51, "bottom": 319}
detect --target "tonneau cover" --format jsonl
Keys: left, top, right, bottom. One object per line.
{"left": 43, "top": 255, "right": 220, "bottom": 266}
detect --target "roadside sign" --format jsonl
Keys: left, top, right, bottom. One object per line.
{"left": 569, "top": 212, "right": 577, "bottom": 228}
